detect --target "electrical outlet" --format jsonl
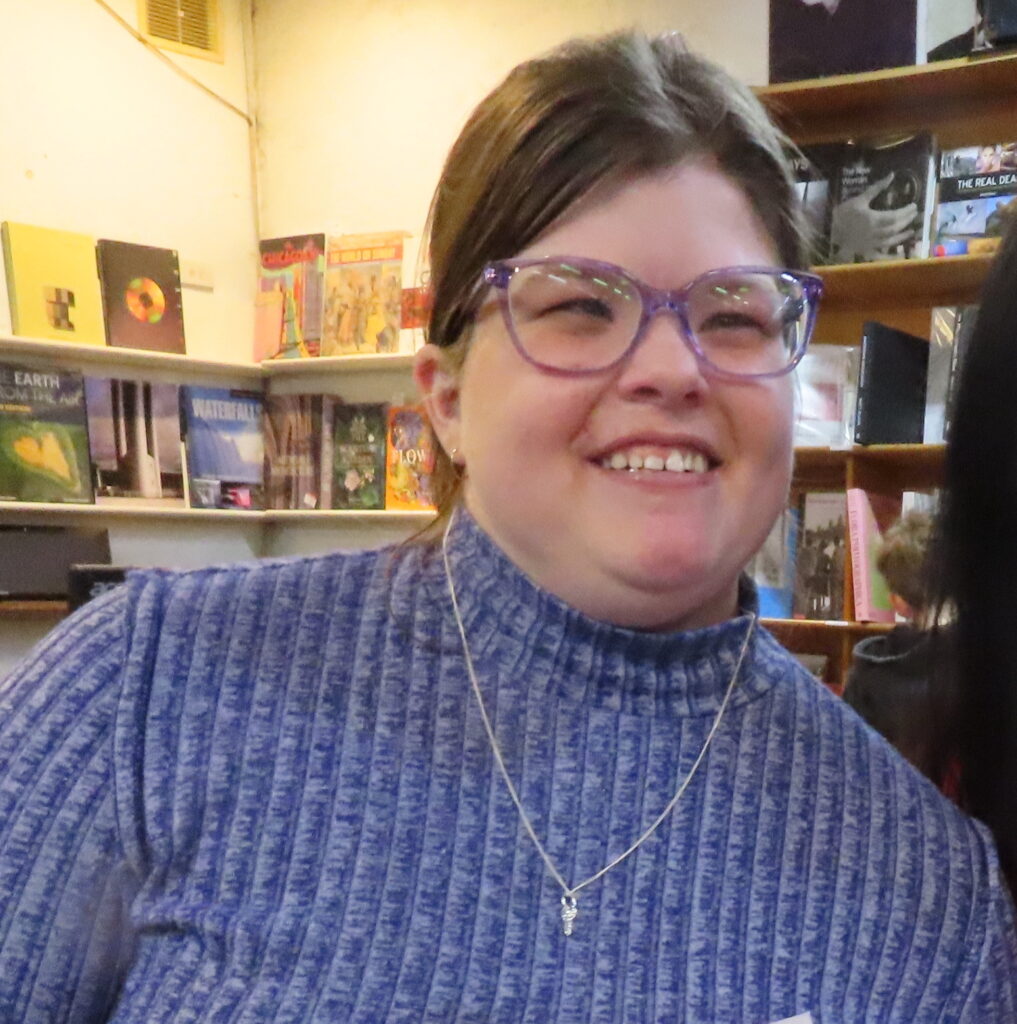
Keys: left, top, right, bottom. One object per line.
{"left": 180, "top": 260, "right": 215, "bottom": 291}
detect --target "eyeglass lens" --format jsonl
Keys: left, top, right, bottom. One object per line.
{"left": 504, "top": 262, "right": 808, "bottom": 376}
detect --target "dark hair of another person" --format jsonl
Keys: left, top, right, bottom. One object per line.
{"left": 876, "top": 510, "right": 932, "bottom": 613}
{"left": 420, "top": 30, "right": 808, "bottom": 531}
{"left": 934, "top": 217, "right": 1017, "bottom": 894}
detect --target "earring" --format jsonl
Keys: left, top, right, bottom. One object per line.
{"left": 449, "top": 446, "right": 463, "bottom": 466}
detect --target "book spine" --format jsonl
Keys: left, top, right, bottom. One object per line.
{"left": 853, "top": 326, "right": 873, "bottom": 445}
{"left": 846, "top": 487, "right": 870, "bottom": 621}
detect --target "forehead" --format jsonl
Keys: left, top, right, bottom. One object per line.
{"left": 518, "top": 159, "right": 781, "bottom": 290}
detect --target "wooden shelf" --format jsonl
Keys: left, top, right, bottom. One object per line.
{"left": 818, "top": 255, "right": 991, "bottom": 310}
{"left": 762, "top": 617, "right": 893, "bottom": 638}
{"left": 792, "top": 444, "right": 945, "bottom": 492}
{"left": 814, "top": 255, "right": 993, "bottom": 342}
{"left": 756, "top": 50, "right": 1017, "bottom": 147}
{"left": 0, "top": 599, "right": 69, "bottom": 618}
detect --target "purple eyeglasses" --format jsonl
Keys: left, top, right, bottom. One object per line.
{"left": 481, "top": 256, "right": 824, "bottom": 379}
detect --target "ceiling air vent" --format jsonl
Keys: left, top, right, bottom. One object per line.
{"left": 139, "top": 0, "right": 222, "bottom": 62}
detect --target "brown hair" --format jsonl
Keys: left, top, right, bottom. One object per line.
{"left": 422, "top": 30, "right": 807, "bottom": 532}
{"left": 876, "top": 510, "right": 933, "bottom": 612}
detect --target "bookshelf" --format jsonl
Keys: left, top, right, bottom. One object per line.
{"left": 753, "top": 53, "right": 1015, "bottom": 687}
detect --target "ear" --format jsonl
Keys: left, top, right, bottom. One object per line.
{"left": 414, "top": 343, "right": 463, "bottom": 460}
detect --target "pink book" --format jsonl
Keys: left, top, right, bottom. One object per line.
{"left": 846, "top": 487, "right": 901, "bottom": 623}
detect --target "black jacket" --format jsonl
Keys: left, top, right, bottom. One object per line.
{"left": 844, "top": 625, "right": 943, "bottom": 777}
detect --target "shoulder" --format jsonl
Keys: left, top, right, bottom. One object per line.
{"left": 755, "top": 629, "right": 1017, "bottom": 998}
{"left": 119, "top": 540, "right": 420, "bottom": 631}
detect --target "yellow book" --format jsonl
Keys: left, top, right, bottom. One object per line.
{"left": 1, "top": 222, "right": 106, "bottom": 345}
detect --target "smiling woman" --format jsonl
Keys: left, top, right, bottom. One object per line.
{"left": 1, "top": 29, "right": 1016, "bottom": 1024}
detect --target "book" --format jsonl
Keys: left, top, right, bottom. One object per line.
{"left": 928, "top": 0, "right": 980, "bottom": 60}
{"left": 830, "top": 134, "right": 937, "bottom": 263}
{"left": 853, "top": 321, "right": 930, "bottom": 446}
{"left": 794, "top": 344, "right": 858, "bottom": 448}
{"left": 793, "top": 491, "right": 846, "bottom": 621}
{"left": 924, "top": 305, "right": 978, "bottom": 443}
{"left": 330, "top": 402, "right": 387, "bottom": 510}
{"left": 769, "top": 0, "right": 970, "bottom": 83}
{"left": 263, "top": 393, "right": 323, "bottom": 510}
{"left": 0, "top": 361, "right": 93, "bottom": 503}
{"left": 179, "top": 385, "right": 265, "bottom": 510}
{"left": 385, "top": 404, "right": 435, "bottom": 511}
{"left": 321, "top": 233, "right": 404, "bottom": 356}
{"left": 792, "top": 142, "right": 848, "bottom": 266}
{"left": 846, "top": 488, "right": 902, "bottom": 623}
{"left": 258, "top": 234, "right": 326, "bottom": 359}
{"left": 748, "top": 503, "right": 800, "bottom": 618}
{"left": 253, "top": 290, "right": 285, "bottom": 363}
{"left": 933, "top": 143, "right": 1017, "bottom": 257}
{"left": 96, "top": 239, "right": 186, "bottom": 353}
{"left": 1, "top": 222, "right": 105, "bottom": 345}
{"left": 84, "top": 376, "right": 184, "bottom": 506}
{"left": 984, "top": 0, "right": 1017, "bottom": 46}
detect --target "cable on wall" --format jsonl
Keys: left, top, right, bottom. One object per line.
{"left": 91, "top": 0, "right": 254, "bottom": 126}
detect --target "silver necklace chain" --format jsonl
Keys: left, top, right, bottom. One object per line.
{"left": 441, "top": 517, "right": 756, "bottom": 937}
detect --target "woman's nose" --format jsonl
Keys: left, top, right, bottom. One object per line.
{"left": 613, "top": 308, "right": 709, "bottom": 404}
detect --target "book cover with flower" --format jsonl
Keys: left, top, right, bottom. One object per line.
{"left": 385, "top": 404, "right": 435, "bottom": 512}
{"left": 330, "top": 402, "right": 387, "bottom": 510}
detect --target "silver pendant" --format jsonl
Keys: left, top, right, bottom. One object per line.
{"left": 560, "top": 895, "right": 578, "bottom": 936}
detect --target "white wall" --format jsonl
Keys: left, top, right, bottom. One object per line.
{"left": 252, "top": 0, "right": 767, "bottom": 246}
{"left": 0, "top": 0, "right": 258, "bottom": 364}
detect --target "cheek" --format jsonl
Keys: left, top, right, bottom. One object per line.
{"left": 742, "top": 380, "right": 796, "bottom": 477}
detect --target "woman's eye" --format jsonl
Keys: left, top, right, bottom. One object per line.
{"left": 540, "top": 296, "right": 614, "bottom": 320}
{"left": 699, "top": 311, "right": 768, "bottom": 333}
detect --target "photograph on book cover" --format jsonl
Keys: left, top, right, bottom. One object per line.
{"left": 258, "top": 234, "right": 325, "bottom": 359}
{"left": 263, "top": 393, "right": 323, "bottom": 510}
{"left": 96, "top": 240, "right": 186, "bottom": 354}
{"left": 321, "top": 233, "right": 405, "bottom": 356}
{"left": 934, "top": 143, "right": 1017, "bottom": 256}
{"left": 769, "top": 0, "right": 979, "bottom": 83}
{"left": 0, "top": 362, "right": 93, "bottom": 504}
{"left": 84, "top": 377, "right": 184, "bottom": 507}
{"left": 180, "top": 385, "right": 265, "bottom": 510}
{"left": 385, "top": 404, "right": 435, "bottom": 511}
{"left": 330, "top": 402, "right": 387, "bottom": 510}
{"left": 794, "top": 492, "right": 847, "bottom": 621}
{"left": 831, "top": 134, "right": 936, "bottom": 264}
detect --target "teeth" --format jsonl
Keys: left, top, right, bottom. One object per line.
{"left": 601, "top": 448, "right": 711, "bottom": 474}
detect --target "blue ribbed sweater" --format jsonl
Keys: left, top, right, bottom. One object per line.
{"left": 1, "top": 511, "right": 1015, "bottom": 1023}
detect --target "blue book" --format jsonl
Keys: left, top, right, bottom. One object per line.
{"left": 180, "top": 385, "right": 264, "bottom": 510}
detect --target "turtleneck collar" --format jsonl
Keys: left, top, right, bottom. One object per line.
{"left": 434, "top": 507, "right": 777, "bottom": 718}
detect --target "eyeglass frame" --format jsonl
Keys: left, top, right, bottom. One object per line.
{"left": 480, "top": 256, "right": 825, "bottom": 380}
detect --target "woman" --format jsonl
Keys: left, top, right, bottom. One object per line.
{"left": 1, "top": 31, "right": 1014, "bottom": 1024}
{"left": 934, "top": 217, "right": 1017, "bottom": 897}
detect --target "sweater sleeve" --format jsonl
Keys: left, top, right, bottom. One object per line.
{"left": 0, "top": 583, "right": 140, "bottom": 1024}
{"left": 957, "top": 828, "right": 1017, "bottom": 1021}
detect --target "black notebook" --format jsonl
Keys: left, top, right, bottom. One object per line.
{"left": 854, "top": 321, "right": 930, "bottom": 445}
